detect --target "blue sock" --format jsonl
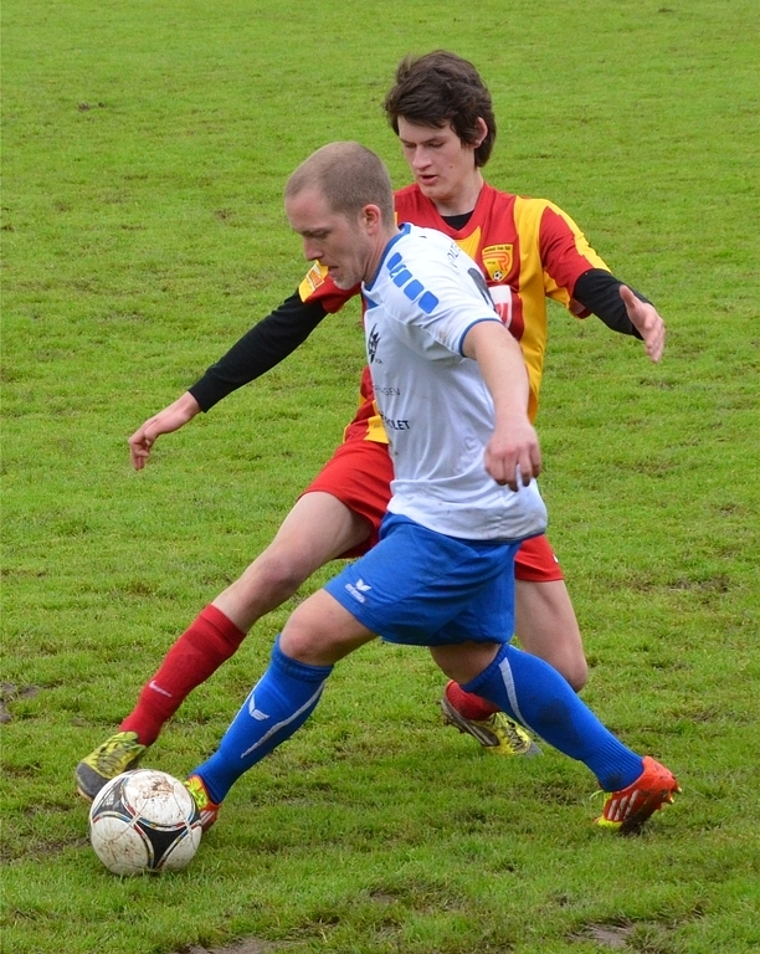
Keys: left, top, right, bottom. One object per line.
{"left": 462, "top": 644, "right": 644, "bottom": 792}
{"left": 191, "top": 636, "right": 333, "bottom": 803}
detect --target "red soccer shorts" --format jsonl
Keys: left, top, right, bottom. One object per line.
{"left": 301, "top": 438, "right": 393, "bottom": 558}
{"left": 301, "top": 436, "right": 565, "bottom": 581}
{"left": 512, "top": 533, "right": 564, "bottom": 583}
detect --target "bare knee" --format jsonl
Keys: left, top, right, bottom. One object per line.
{"left": 230, "top": 493, "right": 369, "bottom": 616}
{"left": 515, "top": 579, "right": 588, "bottom": 692}
{"left": 214, "top": 493, "right": 369, "bottom": 633}
{"left": 555, "top": 652, "right": 588, "bottom": 693}
{"left": 214, "top": 545, "right": 312, "bottom": 631}
{"left": 430, "top": 642, "right": 500, "bottom": 685}
{"left": 280, "top": 591, "right": 375, "bottom": 667}
{"left": 521, "top": 630, "right": 588, "bottom": 693}
{"left": 246, "top": 546, "right": 311, "bottom": 601}
{"left": 527, "top": 637, "right": 588, "bottom": 692}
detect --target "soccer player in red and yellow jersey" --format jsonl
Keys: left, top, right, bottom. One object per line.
{"left": 76, "top": 52, "right": 666, "bottom": 801}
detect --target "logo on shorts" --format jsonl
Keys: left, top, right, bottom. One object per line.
{"left": 345, "top": 578, "right": 372, "bottom": 604}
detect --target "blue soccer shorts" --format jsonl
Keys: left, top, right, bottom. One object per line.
{"left": 324, "top": 513, "right": 518, "bottom": 647}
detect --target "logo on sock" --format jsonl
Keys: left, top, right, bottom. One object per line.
{"left": 247, "top": 693, "right": 270, "bottom": 721}
{"left": 148, "top": 680, "right": 173, "bottom": 698}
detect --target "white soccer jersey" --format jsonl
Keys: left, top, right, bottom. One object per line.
{"left": 362, "top": 224, "right": 547, "bottom": 541}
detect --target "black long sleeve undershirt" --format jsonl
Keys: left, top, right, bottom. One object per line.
{"left": 188, "top": 268, "right": 652, "bottom": 413}
{"left": 573, "top": 268, "right": 648, "bottom": 338}
{"left": 188, "top": 291, "right": 328, "bottom": 412}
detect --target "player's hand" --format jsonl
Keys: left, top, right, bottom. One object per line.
{"left": 620, "top": 285, "right": 665, "bottom": 363}
{"left": 129, "top": 425, "right": 153, "bottom": 470}
{"left": 484, "top": 418, "right": 542, "bottom": 491}
{"left": 128, "top": 392, "right": 201, "bottom": 470}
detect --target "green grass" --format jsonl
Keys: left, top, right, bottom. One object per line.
{"left": 2, "top": 1, "right": 759, "bottom": 952}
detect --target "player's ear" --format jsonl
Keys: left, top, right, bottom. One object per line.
{"left": 474, "top": 117, "right": 488, "bottom": 149}
{"left": 362, "top": 204, "right": 383, "bottom": 231}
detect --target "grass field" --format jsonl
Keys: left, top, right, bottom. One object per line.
{"left": 2, "top": 1, "right": 759, "bottom": 952}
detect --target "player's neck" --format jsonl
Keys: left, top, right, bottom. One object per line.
{"left": 431, "top": 171, "right": 484, "bottom": 218}
{"left": 365, "top": 225, "right": 404, "bottom": 284}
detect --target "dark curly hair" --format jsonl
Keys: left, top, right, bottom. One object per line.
{"left": 384, "top": 51, "right": 496, "bottom": 168}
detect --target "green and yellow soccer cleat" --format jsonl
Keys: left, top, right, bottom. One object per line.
{"left": 441, "top": 686, "right": 542, "bottom": 756}
{"left": 75, "top": 731, "right": 147, "bottom": 802}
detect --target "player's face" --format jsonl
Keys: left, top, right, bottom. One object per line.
{"left": 397, "top": 117, "right": 482, "bottom": 213}
{"left": 286, "top": 187, "right": 374, "bottom": 289}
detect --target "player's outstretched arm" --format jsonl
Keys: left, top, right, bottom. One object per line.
{"left": 572, "top": 269, "right": 665, "bottom": 363}
{"left": 619, "top": 284, "right": 665, "bottom": 363}
{"left": 128, "top": 392, "right": 201, "bottom": 470}
{"left": 462, "top": 320, "right": 541, "bottom": 490}
{"left": 128, "top": 290, "right": 336, "bottom": 471}
{"left": 188, "top": 291, "right": 331, "bottom": 413}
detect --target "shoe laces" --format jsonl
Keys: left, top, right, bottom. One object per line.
{"left": 92, "top": 734, "right": 142, "bottom": 773}
{"left": 498, "top": 718, "right": 528, "bottom": 749}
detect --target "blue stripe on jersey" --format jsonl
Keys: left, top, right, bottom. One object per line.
{"left": 419, "top": 291, "right": 439, "bottom": 313}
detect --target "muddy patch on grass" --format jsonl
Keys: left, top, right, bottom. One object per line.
{"left": 573, "top": 922, "right": 635, "bottom": 948}
{"left": 0, "top": 683, "right": 40, "bottom": 723}
{"left": 180, "top": 941, "right": 297, "bottom": 954}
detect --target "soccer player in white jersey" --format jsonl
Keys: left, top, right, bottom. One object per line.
{"left": 180, "top": 142, "right": 679, "bottom": 836}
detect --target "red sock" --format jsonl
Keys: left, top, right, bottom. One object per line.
{"left": 120, "top": 605, "right": 246, "bottom": 745}
{"left": 445, "top": 680, "right": 499, "bottom": 720}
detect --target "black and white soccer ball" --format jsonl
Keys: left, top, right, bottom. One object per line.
{"left": 89, "top": 769, "right": 203, "bottom": 875}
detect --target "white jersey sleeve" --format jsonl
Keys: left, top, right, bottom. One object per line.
{"left": 370, "top": 226, "right": 502, "bottom": 358}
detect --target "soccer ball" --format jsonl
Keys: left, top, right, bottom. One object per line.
{"left": 89, "top": 769, "right": 203, "bottom": 875}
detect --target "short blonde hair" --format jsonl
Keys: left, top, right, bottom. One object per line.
{"left": 285, "top": 142, "right": 395, "bottom": 224}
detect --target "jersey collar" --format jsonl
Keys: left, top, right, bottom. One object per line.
{"left": 363, "top": 223, "right": 412, "bottom": 293}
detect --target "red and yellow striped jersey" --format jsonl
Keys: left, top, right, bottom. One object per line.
{"left": 298, "top": 182, "right": 608, "bottom": 441}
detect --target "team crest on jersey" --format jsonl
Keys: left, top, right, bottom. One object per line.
{"left": 482, "top": 244, "right": 514, "bottom": 282}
